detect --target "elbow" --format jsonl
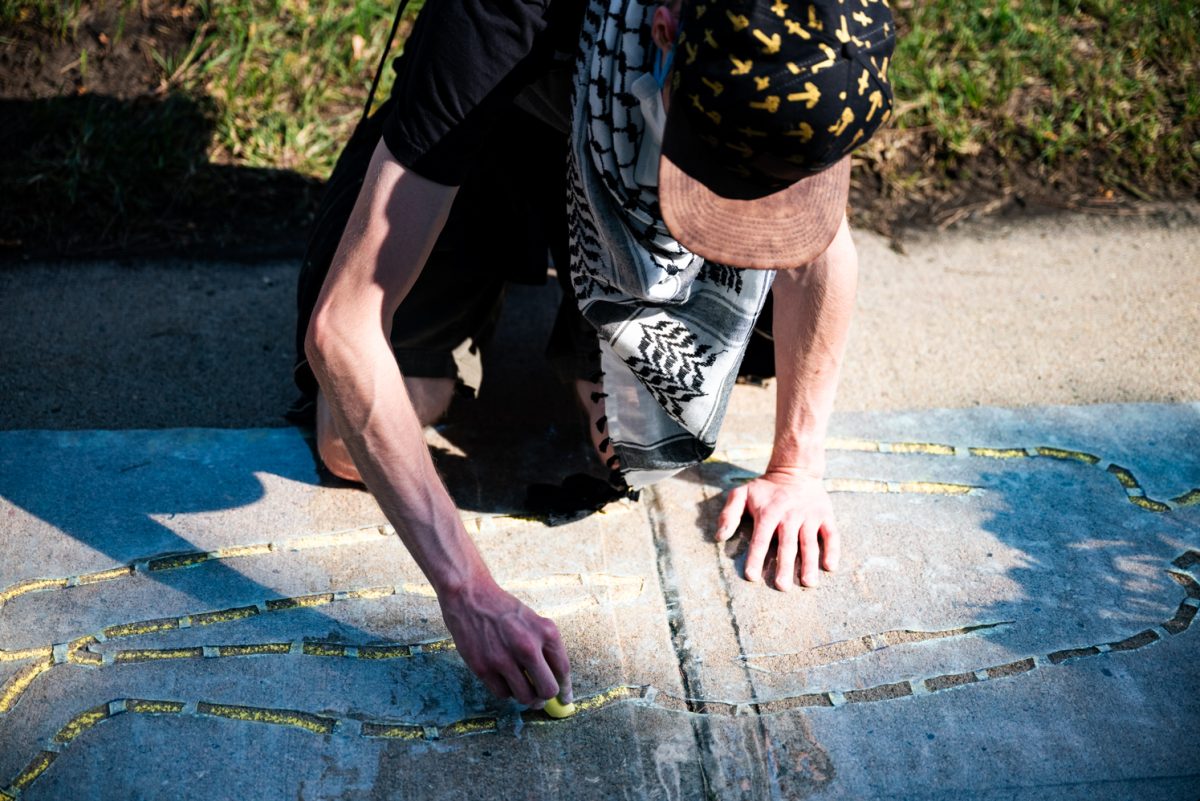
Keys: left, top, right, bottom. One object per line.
{"left": 304, "top": 309, "right": 341, "bottom": 380}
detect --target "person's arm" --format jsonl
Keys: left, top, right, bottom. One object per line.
{"left": 305, "top": 140, "right": 571, "bottom": 706}
{"left": 714, "top": 215, "right": 857, "bottom": 590}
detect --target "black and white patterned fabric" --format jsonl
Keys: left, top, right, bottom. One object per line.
{"left": 567, "top": 0, "right": 775, "bottom": 488}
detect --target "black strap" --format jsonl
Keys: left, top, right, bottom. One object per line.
{"left": 361, "top": 0, "right": 415, "bottom": 125}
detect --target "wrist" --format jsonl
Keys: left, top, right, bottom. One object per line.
{"left": 435, "top": 557, "right": 500, "bottom": 609}
{"left": 767, "top": 436, "right": 826, "bottom": 479}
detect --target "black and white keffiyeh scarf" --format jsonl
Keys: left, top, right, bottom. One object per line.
{"left": 567, "top": 0, "right": 775, "bottom": 488}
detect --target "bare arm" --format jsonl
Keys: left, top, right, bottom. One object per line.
{"left": 305, "top": 140, "right": 571, "bottom": 705}
{"left": 715, "top": 215, "right": 857, "bottom": 590}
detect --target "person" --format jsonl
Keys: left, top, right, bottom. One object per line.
{"left": 291, "top": 0, "right": 894, "bottom": 710}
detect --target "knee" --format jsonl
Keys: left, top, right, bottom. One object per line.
{"left": 315, "top": 390, "right": 363, "bottom": 483}
{"left": 405, "top": 376, "right": 456, "bottom": 428}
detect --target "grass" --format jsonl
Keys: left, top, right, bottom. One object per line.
{"left": 180, "top": 0, "right": 421, "bottom": 174}
{"left": 1, "top": 0, "right": 1196, "bottom": 257}
{"left": 881, "top": 0, "right": 1200, "bottom": 200}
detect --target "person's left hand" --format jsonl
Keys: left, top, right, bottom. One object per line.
{"left": 714, "top": 470, "right": 840, "bottom": 591}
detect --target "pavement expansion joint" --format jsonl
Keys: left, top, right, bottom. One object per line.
{"left": 735, "top": 620, "right": 1013, "bottom": 673}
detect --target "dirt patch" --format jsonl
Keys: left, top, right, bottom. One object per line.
{"left": 1, "top": 1, "right": 196, "bottom": 99}
{"left": 1, "top": 1, "right": 319, "bottom": 261}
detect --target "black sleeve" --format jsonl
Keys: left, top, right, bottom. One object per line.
{"left": 381, "top": 0, "right": 559, "bottom": 186}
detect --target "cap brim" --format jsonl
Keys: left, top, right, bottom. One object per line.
{"left": 659, "top": 137, "right": 850, "bottom": 271}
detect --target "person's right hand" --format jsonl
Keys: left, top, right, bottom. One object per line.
{"left": 438, "top": 579, "right": 572, "bottom": 708}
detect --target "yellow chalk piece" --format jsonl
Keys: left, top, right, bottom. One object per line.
{"left": 1035, "top": 446, "right": 1100, "bottom": 464}
{"left": 1130, "top": 496, "right": 1171, "bottom": 513}
{"left": 126, "top": 699, "right": 186, "bottom": 714}
{"left": 211, "top": 543, "right": 273, "bottom": 559}
{"left": 0, "top": 660, "right": 52, "bottom": 713}
{"left": 827, "top": 437, "right": 881, "bottom": 452}
{"left": 10, "top": 751, "right": 56, "bottom": 791}
{"left": 341, "top": 586, "right": 395, "bottom": 601}
{"left": 897, "top": 481, "right": 974, "bottom": 496}
{"left": 362, "top": 722, "right": 424, "bottom": 739}
{"left": 890, "top": 441, "right": 956, "bottom": 455}
{"left": 191, "top": 605, "right": 260, "bottom": 627}
{"left": 114, "top": 647, "right": 203, "bottom": 663}
{"left": 196, "top": 701, "right": 336, "bottom": 735}
{"left": 1106, "top": 465, "right": 1141, "bottom": 489}
{"left": 441, "top": 716, "right": 499, "bottom": 736}
{"left": 825, "top": 478, "right": 889, "bottom": 494}
{"left": 1171, "top": 489, "right": 1200, "bottom": 507}
{"left": 103, "top": 616, "right": 181, "bottom": 640}
{"left": 968, "top": 447, "right": 1027, "bottom": 459}
{"left": 575, "top": 686, "right": 636, "bottom": 713}
{"left": 53, "top": 704, "right": 110, "bottom": 743}
{"left": 147, "top": 552, "right": 210, "bottom": 571}
{"left": 0, "top": 577, "right": 69, "bottom": 605}
{"left": 0, "top": 646, "right": 52, "bottom": 664}
{"left": 420, "top": 639, "right": 457, "bottom": 653}
{"left": 543, "top": 696, "right": 577, "bottom": 719}
{"left": 75, "top": 565, "right": 135, "bottom": 585}
{"left": 265, "top": 592, "right": 334, "bottom": 611}
{"left": 358, "top": 645, "right": 412, "bottom": 660}
{"left": 217, "top": 642, "right": 292, "bottom": 657}
{"left": 302, "top": 642, "right": 347, "bottom": 658}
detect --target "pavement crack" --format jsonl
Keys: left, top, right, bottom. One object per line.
{"left": 738, "top": 621, "right": 1013, "bottom": 674}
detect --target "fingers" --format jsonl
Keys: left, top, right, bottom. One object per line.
{"left": 500, "top": 618, "right": 570, "bottom": 708}
{"left": 798, "top": 520, "right": 821, "bottom": 587}
{"left": 542, "top": 627, "right": 574, "bottom": 704}
{"left": 501, "top": 665, "right": 539, "bottom": 707}
{"left": 743, "top": 510, "right": 780, "bottom": 583}
{"left": 715, "top": 485, "right": 748, "bottom": 542}
{"left": 820, "top": 518, "right": 840, "bottom": 573}
{"left": 522, "top": 658, "right": 559, "bottom": 707}
{"left": 479, "top": 671, "right": 512, "bottom": 700}
{"left": 773, "top": 516, "right": 799, "bottom": 592}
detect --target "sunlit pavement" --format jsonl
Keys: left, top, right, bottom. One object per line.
{"left": 1, "top": 213, "right": 1198, "bottom": 799}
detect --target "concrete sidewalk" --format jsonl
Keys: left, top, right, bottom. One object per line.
{"left": 1, "top": 211, "right": 1198, "bottom": 799}
{"left": 0, "top": 404, "right": 1197, "bottom": 799}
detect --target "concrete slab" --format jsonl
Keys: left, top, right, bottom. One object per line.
{"left": 1, "top": 402, "right": 1197, "bottom": 798}
{"left": 2, "top": 212, "right": 1198, "bottom": 431}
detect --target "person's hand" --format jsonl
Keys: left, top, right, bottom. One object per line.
{"left": 438, "top": 579, "right": 572, "bottom": 708}
{"left": 714, "top": 470, "right": 840, "bottom": 591}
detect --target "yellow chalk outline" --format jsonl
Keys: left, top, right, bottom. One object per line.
{"left": 710, "top": 437, "right": 1198, "bottom": 513}
{"left": 0, "top": 573, "right": 646, "bottom": 714}
{"left": 5, "top": 555, "right": 1197, "bottom": 801}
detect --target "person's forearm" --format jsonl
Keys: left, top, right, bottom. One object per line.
{"left": 309, "top": 336, "right": 493, "bottom": 598}
{"left": 768, "top": 216, "right": 858, "bottom": 478}
{"left": 306, "top": 142, "right": 494, "bottom": 600}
